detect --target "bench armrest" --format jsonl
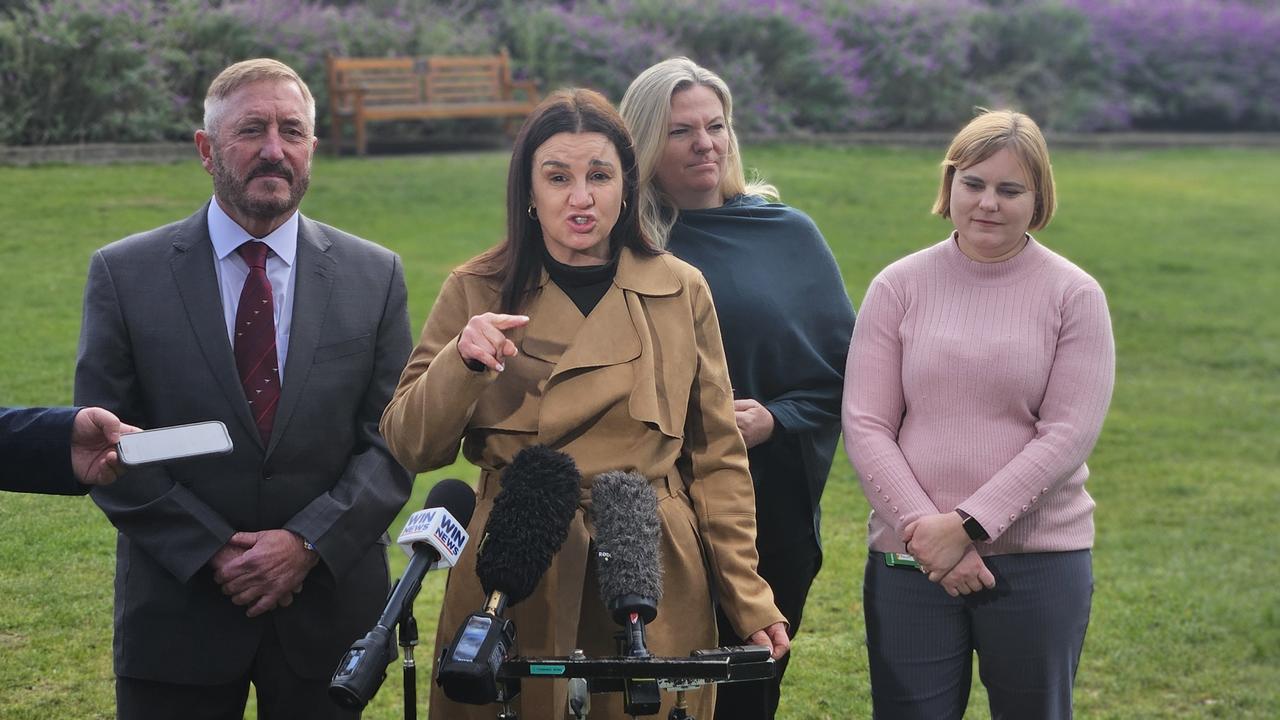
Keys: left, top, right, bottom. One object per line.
{"left": 330, "top": 84, "right": 368, "bottom": 113}
{"left": 508, "top": 78, "right": 540, "bottom": 101}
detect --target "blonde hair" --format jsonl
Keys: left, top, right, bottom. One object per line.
{"left": 933, "top": 109, "right": 1056, "bottom": 231}
{"left": 620, "top": 57, "right": 777, "bottom": 248}
{"left": 203, "top": 58, "right": 316, "bottom": 138}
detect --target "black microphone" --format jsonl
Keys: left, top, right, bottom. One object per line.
{"left": 591, "top": 471, "right": 664, "bottom": 715}
{"left": 329, "top": 478, "right": 476, "bottom": 710}
{"left": 437, "top": 445, "right": 581, "bottom": 705}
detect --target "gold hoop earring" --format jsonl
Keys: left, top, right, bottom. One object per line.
{"left": 527, "top": 204, "right": 537, "bottom": 219}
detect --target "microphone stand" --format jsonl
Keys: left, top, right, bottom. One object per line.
{"left": 667, "top": 690, "right": 692, "bottom": 720}
{"left": 399, "top": 606, "right": 419, "bottom": 720}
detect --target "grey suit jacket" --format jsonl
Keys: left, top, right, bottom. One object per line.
{"left": 74, "top": 203, "right": 413, "bottom": 683}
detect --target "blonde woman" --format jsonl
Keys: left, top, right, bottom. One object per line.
{"left": 621, "top": 58, "right": 855, "bottom": 720}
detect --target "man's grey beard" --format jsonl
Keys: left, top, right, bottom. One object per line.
{"left": 210, "top": 150, "right": 310, "bottom": 222}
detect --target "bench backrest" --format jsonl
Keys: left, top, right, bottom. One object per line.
{"left": 424, "top": 55, "right": 506, "bottom": 104}
{"left": 327, "top": 51, "right": 519, "bottom": 109}
{"left": 328, "top": 57, "right": 422, "bottom": 109}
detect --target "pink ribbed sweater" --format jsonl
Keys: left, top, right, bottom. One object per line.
{"left": 843, "top": 235, "right": 1115, "bottom": 555}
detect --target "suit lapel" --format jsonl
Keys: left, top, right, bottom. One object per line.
{"left": 269, "top": 216, "right": 336, "bottom": 456}
{"left": 169, "top": 204, "right": 260, "bottom": 445}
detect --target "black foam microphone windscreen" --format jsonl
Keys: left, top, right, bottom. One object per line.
{"left": 475, "top": 445, "right": 581, "bottom": 607}
{"left": 590, "top": 471, "right": 663, "bottom": 609}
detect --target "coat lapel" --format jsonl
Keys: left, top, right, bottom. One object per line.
{"left": 529, "top": 250, "right": 681, "bottom": 380}
{"left": 531, "top": 249, "right": 683, "bottom": 444}
{"left": 269, "top": 216, "right": 336, "bottom": 456}
{"left": 545, "top": 284, "right": 640, "bottom": 379}
{"left": 519, "top": 271, "right": 578, "bottom": 369}
{"left": 169, "top": 204, "right": 261, "bottom": 445}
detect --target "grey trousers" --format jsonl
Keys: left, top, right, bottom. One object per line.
{"left": 863, "top": 549, "right": 1093, "bottom": 720}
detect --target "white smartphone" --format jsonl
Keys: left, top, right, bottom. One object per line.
{"left": 116, "top": 420, "right": 234, "bottom": 466}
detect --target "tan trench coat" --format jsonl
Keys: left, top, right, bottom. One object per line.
{"left": 381, "top": 248, "right": 785, "bottom": 720}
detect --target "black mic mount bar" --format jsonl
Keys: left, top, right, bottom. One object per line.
{"left": 497, "top": 644, "right": 775, "bottom": 694}
{"left": 488, "top": 646, "right": 774, "bottom": 719}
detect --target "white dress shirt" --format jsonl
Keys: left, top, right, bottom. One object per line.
{"left": 207, "top": 198, "right": 298, "bottom": 383}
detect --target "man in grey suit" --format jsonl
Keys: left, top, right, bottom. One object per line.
{"left": 75, "top": 58, "right": 413, "bottom": 719}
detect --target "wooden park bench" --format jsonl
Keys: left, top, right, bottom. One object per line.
{"left": 325, "top": 50, "right": 540, "bottom": 155}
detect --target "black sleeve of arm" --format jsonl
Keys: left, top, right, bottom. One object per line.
{"left": 0, "top": 406, "right": 86, "bottom": 495}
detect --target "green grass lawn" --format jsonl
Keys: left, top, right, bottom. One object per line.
{"left": 1, "top": 144, "right": 1277, "bottom": 719}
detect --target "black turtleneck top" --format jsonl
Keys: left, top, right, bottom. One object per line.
{"left": 541, "top": 246, "right": 618, "bottom": 316}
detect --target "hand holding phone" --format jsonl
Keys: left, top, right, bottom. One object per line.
{"left": 116, "top": 421, "right": 234, "bottom": 466}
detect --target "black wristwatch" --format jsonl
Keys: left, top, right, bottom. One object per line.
{"left": 955, "top": 509, "right": 989, "bottom": 541}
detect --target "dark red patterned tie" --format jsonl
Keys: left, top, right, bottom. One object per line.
{"left": 234, "top": 241, "right": 280, "bottom": 445}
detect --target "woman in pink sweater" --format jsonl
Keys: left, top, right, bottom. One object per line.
{"left": 842, "top": 110, "right": 1114, "bottom": 719}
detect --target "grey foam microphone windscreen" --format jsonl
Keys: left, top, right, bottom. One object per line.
{"left": 590, "top": 471, "right": 663, "bottom": 607}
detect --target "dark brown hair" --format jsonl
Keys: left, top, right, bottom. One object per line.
{"left": 469, "top": 88, "right": 659, "bottom": 313}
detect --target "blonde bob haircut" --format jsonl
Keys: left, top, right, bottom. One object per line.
{"left": 933, "top": 109, "right": 1056, "bottom": 231}
{"left": 203, "top": 58, "right": 316, "bottom": 139}
{"left": 620, "top": 57, "right": 777, "bottom": 248}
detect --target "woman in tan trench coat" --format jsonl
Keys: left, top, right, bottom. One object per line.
{"left": 380, "top": 88, "right": 788, "bottom": 720}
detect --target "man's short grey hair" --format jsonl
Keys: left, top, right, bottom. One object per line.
{"left": 203, "top": 58, "right": 316, "bottom": 138}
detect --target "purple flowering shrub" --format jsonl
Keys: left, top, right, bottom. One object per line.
{"left": 1068, "top": 0, "right": 1280, "bottom": 130}
{"left": 498, "top": 1, "right": 681, "bottom": 106}
{"left": 496, "top": 0, "right": 861, "bottom": 134}
{"left": 966, "top": 0, "right": 1129, "bottom": 131}
{"left": 829, "top": 0, "right": 1278, "bottom": 131}
{"left": 1, "top": 0, "right": 1277, "bottom": 144}
{"left": 829, "top": 0, "right": 981, "bottom": 129}
{"left": 0, "top": 0, "right": 179, "bottom": 144}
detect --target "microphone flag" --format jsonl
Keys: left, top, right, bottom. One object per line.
{"left": 398, "top": 505, "right": 469, "bottom": 570}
